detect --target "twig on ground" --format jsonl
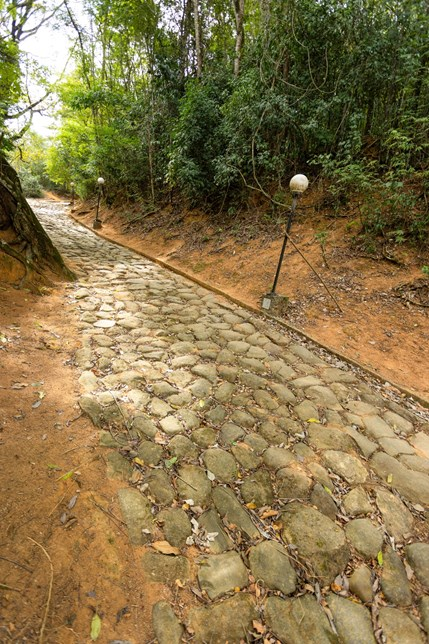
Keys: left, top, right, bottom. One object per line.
{"left": 27, "top": 538, "right": 53, "bottom": 644}
{"left": 0, "top": 582, "right": 22, "bottom": 592}
{"left": 0, "top": 555, "right": 33, "bottom": 573}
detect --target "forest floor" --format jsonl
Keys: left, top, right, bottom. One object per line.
{"left": 71, "top": 194, "right": 429, "bottom": 402}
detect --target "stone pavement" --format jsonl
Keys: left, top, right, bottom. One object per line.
{"left": 34, "top": 199, "right": 429, "bottom": 643}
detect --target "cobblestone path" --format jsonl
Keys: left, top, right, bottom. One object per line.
{"left": 34, "top": 199, "right": 429, "bottom": 643}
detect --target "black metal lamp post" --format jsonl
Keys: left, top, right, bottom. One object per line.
{"left": 262, "top": 173, "right": 309, "bottom": 310}
{"left": 93, "top": 177, "right": 105, "bottom": 229}
{"left": 70, "top": 181, "right": 75, "bottom": 207}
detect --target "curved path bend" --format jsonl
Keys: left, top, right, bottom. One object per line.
{"left": 34, "top": 198, "right": 429, "bottom": 643}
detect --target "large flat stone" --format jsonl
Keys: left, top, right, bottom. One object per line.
{"left": 307, "top": 425, "right": 357, "bottom": 452}
{"left": 141, "top": 551, "right": 190, "bottom": 584}
{"left": 375, "top": 489, "right": 414, "bottom": 541}
{"left": 369, "top": 452, "right": 429, "bottom": 505}
{"left": 117, "top": 488, "right": 153, "bottom": 545}
{"left": 405, "top": 543, "right": 429, "bottom": 588}
{"left": 176, "top": 465, "right": 212, "bottom": 506}
{"left": 152, "top": 601, "right": 183, "bottom": 644}
{"left": 248, "top": 541, "right": 297, "bottom": 594}
{"left": 322, "top": 450, "right": 368, "bottom": 484}
{"left": 281, "top": 503, "right": 349, "bottom": 584}
{"left": 197, "top": 551, "right": 248, "bottom": 599}
{"left": 202, "top": 448, "right": 238, "bottom": 483}
{"left": 380, "top": 547, "right": 412, "bottom": 606}
{"left": 198, "top": 509, "right": 234, "bottom": 553}
{"left": 345, "top": 519, "right": 383, "bottom": 559}
{"left": 212, "top": 487, "right": 259, "bottom": 539}
{"left": 187, "top": 593, "right": 257, "bottom": 644}
{"left": 379, "top": 607, "right": 425, "bottom": 644}
{"left": 265, "top": 595, "right": 338, "bottom": 644}
{"left": 327, "top": 593, "right": 375, "bottom": 644}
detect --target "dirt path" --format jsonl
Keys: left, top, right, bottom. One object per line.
{"left": 1, "top": 197, "right": 429, "bottom": 644}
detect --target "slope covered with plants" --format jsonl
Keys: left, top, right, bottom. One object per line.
{"left": 47, "top": 0, "right": 429, "bottom": 247}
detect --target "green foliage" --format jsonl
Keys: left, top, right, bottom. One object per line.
{"left": 18, "top": 167, "right": 43, "bottom": 197}
{"left": 42, "top": 0, "right": 429, "bottom": 247}
{"left": 168, "top": 78, "right": 228, "bottom": 200}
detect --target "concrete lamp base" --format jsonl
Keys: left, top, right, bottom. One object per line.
{"left": 93, "top": 219, "right": 102, "bottom": 230}
{"left": 261, "top": 293, "right": 289, "bottom": 315}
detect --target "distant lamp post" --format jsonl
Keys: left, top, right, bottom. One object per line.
{"left": 70, "top": 181, "right": 75, "bottom": 207}
{"left": 262, "top": 173, "right": 309, "bottom": 311}
{"left": 93, "top": 177, "right": 105, "bottom": 229}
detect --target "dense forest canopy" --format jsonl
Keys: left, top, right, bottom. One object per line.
{"left": 2, "top": 0, "right": 429, "bottom": 246}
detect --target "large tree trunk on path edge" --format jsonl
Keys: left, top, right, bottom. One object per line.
{"left": 0, "top": 154, "right": 76, "bottom": 287}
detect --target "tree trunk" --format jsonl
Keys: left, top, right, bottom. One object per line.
{"left": 233, "top": 0, "right": 245, "bottom": 77}
{"left": 192, "top": 0, "right": 203, "bottom": 78}
{"left": 0, "top": 154, "right": 75, "bottom": 287}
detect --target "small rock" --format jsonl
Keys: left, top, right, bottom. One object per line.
{"left": 107, "top": 452, "right": 133, "bottom": 480}
{"left": 198, "top": 509, "right": 234, "bottom": 553}
{"left": 344, "top": 426, "right": 378, "bottom": 458}
{"left": 132, "top": 415, "right": 157, "bottom": 438}
{"left": 307, "top": 425, "right": 357, "bottom": 452}
{"left": 167, "top": 436, "right": 197, "bottom": 462}
{"left": 191, "top": 426, "right": 217, "bottom": 448}
{"left": 363, "top": 415, "right": 395, "bottom": 439}
{"left": 231, "top": 444, "right": 261, "bottom": 470}
{"left": 410, "top": 431, "right": 429, "bottom": 458}
{"left": 378, "top": 437, "right": 415, "bottom": 457}
{"left": 263, "top": 446, "right": 295, "bottom": 471}
{"left": 79, "top": 394, "right": 103, "bottom": 425}
{"left": 370, "top": 452, "right": 429, "bottom": 505}
{"left": 202, "top": 448, "right": 238, "bottom": 482}
{"left": 144, "top": 469, "right": 176, "bottom": 505}
{"left": 307, "top": 462, "right": 334, "bottom": 491}
{"left": 159, "top": 415, "right": 184, "bottom": 436}
{"left": 137, "top": 440, "right": 163, "bottom": 466}
{"left": 276, "top": 468, "right": 312, "bottom": 499}
{"left": 310, "top": 483, "right": 337, "bottom": 520}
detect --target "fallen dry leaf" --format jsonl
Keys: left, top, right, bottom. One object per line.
{"left": 151, "top": 540, "right": 180, "bottom": 555}
{"left": 253, "top": 620, "right": 266, "bottom": 635}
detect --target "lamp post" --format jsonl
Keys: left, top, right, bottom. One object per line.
{"left": 70, "top": 181, "right": 75, "bottom": 207}
{"left": 93, "top": 177, "right": 105, "bottom": 229}
{"left": 262, "top": 173, "right": 309, "bottom": 310}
